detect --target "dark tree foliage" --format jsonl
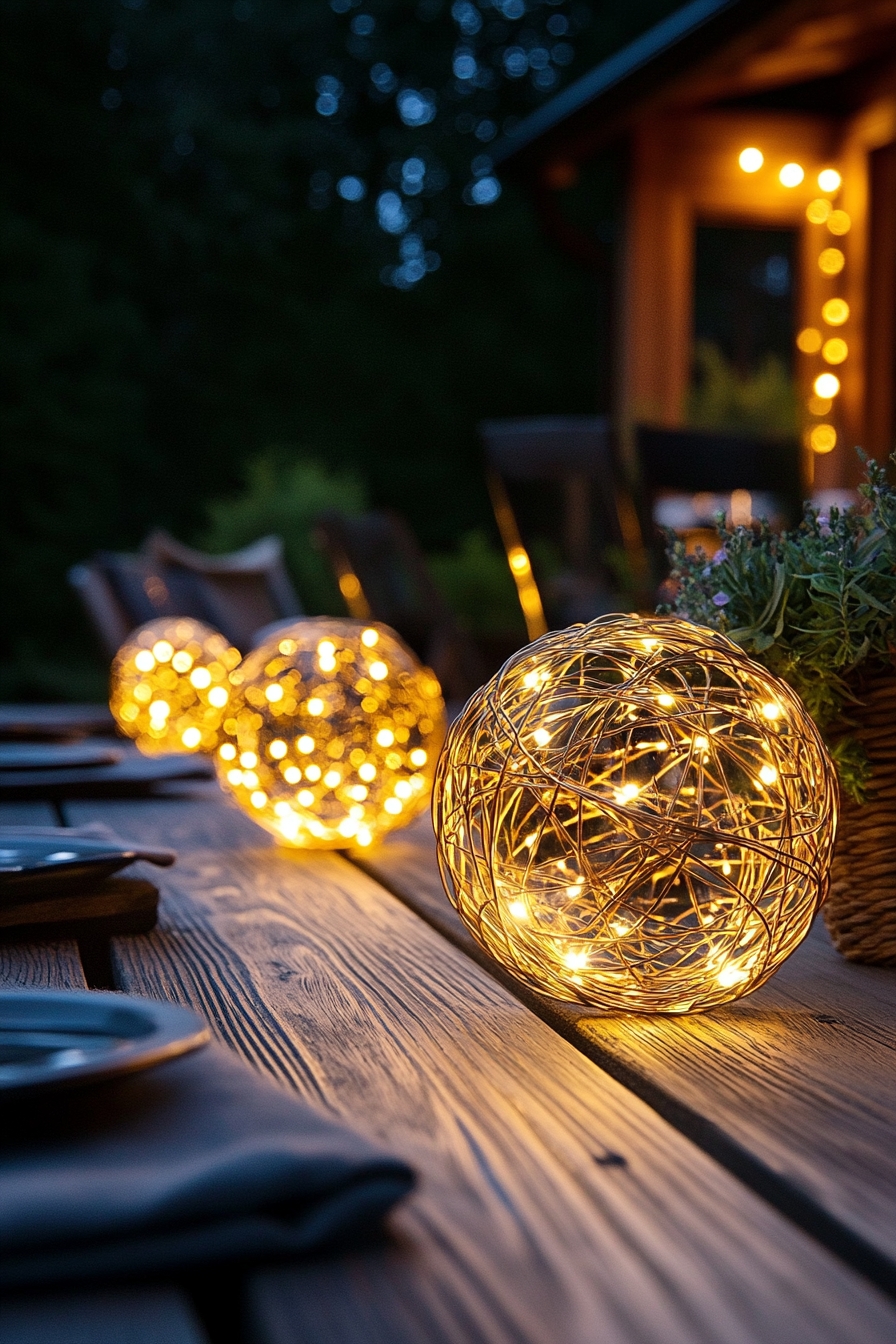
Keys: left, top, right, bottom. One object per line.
{"left": 1, "top": 0, "right": 677, "bottom": 696}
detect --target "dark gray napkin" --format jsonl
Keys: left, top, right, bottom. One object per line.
{"left": 0, "top": 1044, "right": 414, "bottom": 1287}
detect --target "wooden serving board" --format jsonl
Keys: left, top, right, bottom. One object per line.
{"left": 64, "top": 794, "right": 896, "bottom": 1344}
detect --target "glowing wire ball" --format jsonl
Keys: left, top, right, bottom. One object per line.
{"left": 433, "top": 616, "right": 838, "bottom": 1014}
{"left": 110, "top": 617, "right": 240, "bottom": 756}
{"left": 216, "top": 618, "right": 446, "bottom": 848}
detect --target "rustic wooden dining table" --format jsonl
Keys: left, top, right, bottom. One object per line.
{"left": 2, "top": 761, "right": 896, "bottom": 1344}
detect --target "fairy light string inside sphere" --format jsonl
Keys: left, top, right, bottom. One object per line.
{"left": 216, "top": 618, "right": 446, "bottom": 848}
{"left": 110, "top": 617, "right": 241, "bottom": 755}
{"left": 433, "top": 616, "right": 838, "bottom": 1014}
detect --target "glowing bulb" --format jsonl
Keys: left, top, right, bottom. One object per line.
{"left": 822, "top": 338, "right": 848, "bottom": 365}
{"left": 806, "top": 198, "right": 831, "bottom": 224}
{"left": 779, "top": 162, "right": 804, "bottom": 187}
{"left": 190, "top": 667, "right": 212, "bottom": 689}
{"left": 532, "top": 728, "right": 551, "bottom": 746}
{"left": 304, "top": 763, "right": 322, "bottom": 782}
{"left": 181, "top": 726, "right": 202, "bottom": 748}
{"left": 827, "top": 210, "right": 850, "bottom": 236}
{"left": 796, "top": 327, "right": 822, "bottom": 354}
{"left": 761, "top": 702, "right": 781, "bottom": 720}
{"left": 614, "top": 783, "right": 640, "bottom": 803}
{"left": 172, "top": 651, "right": 193, "bottom": 673}
{"left": 149, "top": 700, "right": 170, "bottom": 719}
{"left": 297, "top": 735, "right": 314, "bottom": 753}
{"left": 759, "top": 764, "right": 777, "bottom": 786}
{"left": 657, "top": 693, "right": 675, "bottom": 708}
{"left": 207, "top": 686, "right": 228, "bottom": 708}
{"left": 361, "top": 628, "right": 379, "bottom": 646}
{"left": 307, "top": 698, "right": 325, "bottom": 716}
{"left": 265, "top": 683, "right": 284, "bottom": 702}
{"left": 814, "top": 372, "right": 840, "bottom": 399}
{"left": 818, "top": 168, "right": 841, "bottom": 192}
{"left": 359, "top": 762, "right": 376, "bottom": 781}
{"left": 809, "top": 425, "right": 837, "bottom": 455}
{"left": 822, "top": 298, "right": 849, "bottom": 326}
{"left": 269, "top": 739, "right": 288, "bottom": 759}
{"left": 284, "top": 766, "right": 301, "bottom": 783}
{"left": 738, "top": 147, "right": 763, "bottom": 173}
{"left": 317, "top": 640, "right": 336, "bottom": 657}
{"left": 240, "top": 752, "right": 258, "bottom": 768}
{"left": 250, "top": 791, "right": 267, "bottom": 809}
{"left": 152, "top": 640, "right": 174, "bottom": 663}
{"left": 409, "top": 748, "right": 427, "bottom": 767}
{"left": 134, "top": 650, "right": 155, "bottom": 672}
{"left": 819, "top": 248, "right": 845, "bottom": 276}
{"left": 219, "top": 742, "right": 237, "bottom": 760}
{"left": 298, "top": 789, "right": 315, "bottom": 806}
{"left": 376, "top": 729, "right": 395, "bottom": 747}
{"left": 323, "top": 770, "right": 342, "bottom": 789}
{"left": 369, "top": 660, "right": 389, "bottom": 681}
{"left": 508, "top": 900, "right": 527, "bottom": 920}
{"left": 384, "top": 797, "right": 403, "bottom": 814}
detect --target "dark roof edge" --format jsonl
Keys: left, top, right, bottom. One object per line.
{"left": 492, "top": 0, "right": 768, "bottom": 169}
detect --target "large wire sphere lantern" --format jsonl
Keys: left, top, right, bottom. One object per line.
{"left": 110, "top": 617, "right": 241, "bottom": 755}
{"left": 216, "top": 618, "right": 446, "bottom": 848}
{"left": 433, "top": 615, "right": 839, "bottom": 1013}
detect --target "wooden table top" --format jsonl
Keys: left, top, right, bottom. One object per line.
{"left": 2, "top": 784, "right": 896, "bottom": 1344}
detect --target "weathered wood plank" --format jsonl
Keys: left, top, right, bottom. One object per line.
{"left": 0, "top": 1287, "right": 207, "bottom": 1344}
{"left": 68, "top": 796, "right": 896, "bottom": 1344}
{"left": 0, "top": 802, "right": 86, "bottom": 988}
{"left": 356, "top": 812, "right": 896, "bottom": 1276}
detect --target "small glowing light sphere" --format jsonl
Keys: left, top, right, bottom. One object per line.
{"left": 433, "top": 616, "right": 838, "bottom": 1014}
{"left": 738, "top": 147, "right": 763, "bottom": 173}
{"left": 822, "top": 298, "right": 849, "bottom": 326}
{"left": 822, "top": 337, "right": 848, "bottom": 365}
{"left": 818, "top": 168, "right": 842, "bottom": 193}
{"left": 819, "top": 247, "right": 845, "bottom": 276}
{"left": 806, "top": 198, "right": 831, "bottom": 224}
{"left": 814, "top": 372, "right": 841, "bottom": 399}
{"left": 809, "top": 424, "right": 837, "bottom": 454}
{"left": 796, "top": 327, "right": 822, "bottom": 354}
{"left": 111, "top": 618, "right": 240, "bottom": 755}
{"left": 827, "top": 210, "right": 850, "bottom": 236}
{"left": 808, "top": 395, "right": 833, "bottom": 416}
{"left": 216, "top": 619, "right": 446, "bottom": 848}
{"left": 779, "top": 162, "right": 804, "bottom": 187}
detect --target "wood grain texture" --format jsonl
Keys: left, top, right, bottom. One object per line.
{"left": 0, "top": 1287, "right": 207, "bottom": 1344}
{"left": 0, "top": 801, "right": 86, "bottom": 988}
{"left": 69, "top": 795, "right": 896, "bottom": 1344}
{"left": 357, "top": 812, "right": 896, "bottom": 1275}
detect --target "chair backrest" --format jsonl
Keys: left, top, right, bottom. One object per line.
{"left": 313, "top": 511, "right": 484, "bottom": 702}
{"left": 69, "top": 532, "right": 303, "bottom": 659}
{"left": 478, "top": 416, "right": 642, "bottom": 626}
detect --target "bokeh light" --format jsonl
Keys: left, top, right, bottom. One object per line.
{"left": 814, "top": 372, "right": 841, "bottom": 398}
{"left": 216, "top": 619, "right": 446, "bottom": 848}
{"left": 809, "top": 425, "right": 837, "bottom": 454}
{"left": 778, "top": 162, "right": 804, "bottom": 187}
{"left": 111, "top": 618, "right": 240, "bottom": 756}
{"left": 796, "top": 327, "right": 822, "bottom": 353}
{"left": 818, "top": 168, "right": 842, "bottom": 192}
{"left": 819, "top": 247, "right": 845, "bottom": 275}
{"left": 822, "top": 298, "right": 849, "bottom": 326}
{"left": 738, "top": 147, "right": 763, "bottom": 173}
{"left": 822, "top": 337, "right": 848, "bottom": 365}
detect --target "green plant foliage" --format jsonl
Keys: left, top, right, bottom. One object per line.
{"left": 664, "top": 455, "right": 896, "bottom": 802}
{"left": 201, "top": 452, "right": 367, "bottom": 616}
{"left": 686, "top": 340, "right": 799, "bottom": 437}
{"left": 428, "top": 530, "right": 526, "bottom": 638}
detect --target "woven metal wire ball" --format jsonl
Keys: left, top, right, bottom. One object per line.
{"left": 433, "top": 615, "right": 838, "bottom": 1013}
{"left": 110, "top": 617, "right": 241, "bottom": 756}
{"left": 216, "top": 618, "right": 446, "bottom": 848}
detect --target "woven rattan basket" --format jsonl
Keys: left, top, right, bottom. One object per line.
{"left": 825, "top": 671, "right": 896, "bottom": 963}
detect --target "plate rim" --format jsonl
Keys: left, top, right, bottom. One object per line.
{"left": 0, "top": 989, "right": 211, "bottom": 1094}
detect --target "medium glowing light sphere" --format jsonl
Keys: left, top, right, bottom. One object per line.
{"left": 216, "top": 619, "right": 446, "bottom": 848}
{"left": 433, "top": 616, "right": 838, "bottom": 1014}
{"left": 111, "top": 618, "right": 241, "bottom": 755}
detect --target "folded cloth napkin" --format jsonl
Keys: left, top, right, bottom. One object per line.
{"left": 0, "top": 1044, "right": 415, "bottom": 1287}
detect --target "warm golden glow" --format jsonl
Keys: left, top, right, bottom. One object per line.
{"left": 809, "top": 424, "right": 837, "bottom": 455}
{"left": 827, "top": 210, "right": 850, "bottom": 237}
{"left": 822, "top": 338, "right": 848, "bottom": 365}
{"left": 814, "top": 372, "right": 840, "bottom": 399}
{"left": 819, "top": 248, "right": 845, "bottom": 276}
{"left": 778, "top": 162, "right": 804, "bottom": 187}
{"left": 738, "top": 147, "right": 763, "bottom": 173}
{"left": 818, "top": 168, "right": 842, "bottom": 193}
{"left": 796, "top": 327, "right": 822, "bottom": 354}
{"left": 822, "top": 298, "right": 849, "bottom": 326}
{"left": 216, "top": 618, "right": 446, "bottom": 849}
{"left": 806, "top": 198, "right": 831, "bottom": 224}
{"left": 808, "top": 395, "right": 832, "bottom": 416}
{"left": 433, "top": 616, "right": 838, "bottom": 1014}
{"left": 110, "top": 618, "right": 240, "bottom": 756}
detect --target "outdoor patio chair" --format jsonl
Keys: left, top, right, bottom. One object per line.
{"left": 68, "top": 532, "right": 303, "bottom": 659}
{"left": 634, "top": 424, "right": 803, "bottom": 583}
{"left": 313, "top": 510, "right": 485, "bottom": 702}
{"left": 478, "top": 416, "right": 645, "bottom": 629}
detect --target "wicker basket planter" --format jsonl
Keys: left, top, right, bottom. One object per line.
{"left": 825, "top": 671, "right": 896, "bottom": 964}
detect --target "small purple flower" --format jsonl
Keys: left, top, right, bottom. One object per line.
{"left": 712, "top": 592, "right": 730, "bottom": 607}
{"left": 711, "top": 547, "right": 727, "bottom": 566}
